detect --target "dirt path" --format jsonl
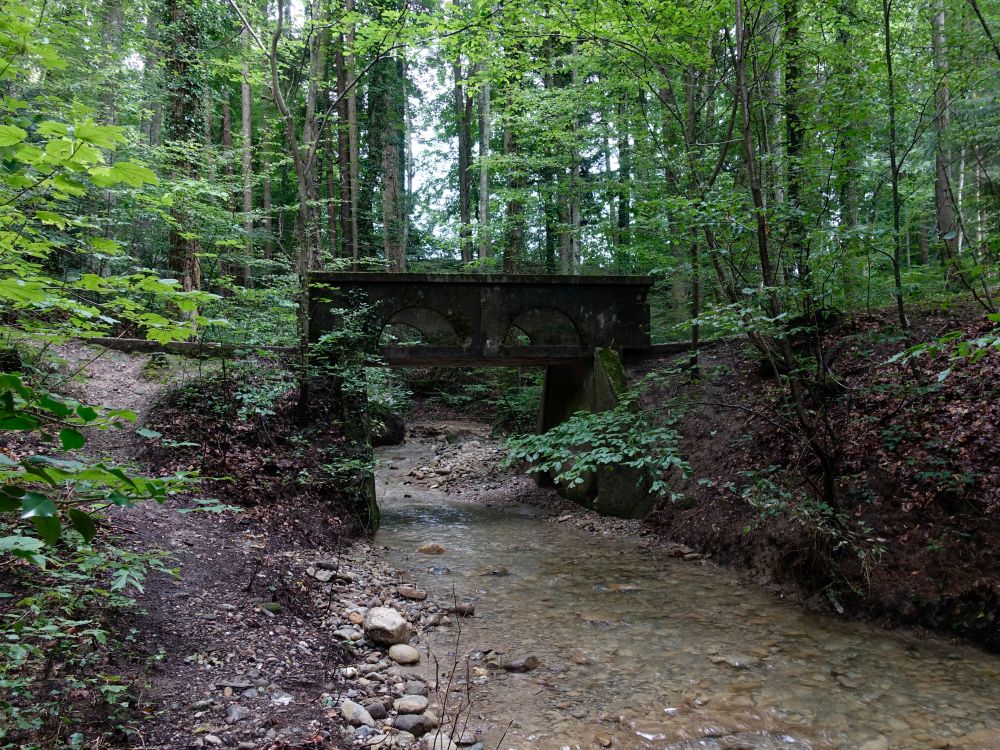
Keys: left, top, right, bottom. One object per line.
{"left": 64, "top": 345, "right": 363, "bottom": 750}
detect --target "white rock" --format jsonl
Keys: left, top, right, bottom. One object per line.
{"left": 420, "top": 731, "right": 458, "bottom": 750}
{"left": 389, "top": 644, "right": 421, "bottom": 665}
{"left": 363, "top": 607, "right": 412, "bottom": 645}
{"left": 341, "top": 698, "right": 375, "bottom": 727}
{"left": 394, "top": 694, "right": 429, "bottom": 714}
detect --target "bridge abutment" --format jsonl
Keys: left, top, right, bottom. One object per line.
{"left": 536, "top": 348, "right": 655, "bottom": 519}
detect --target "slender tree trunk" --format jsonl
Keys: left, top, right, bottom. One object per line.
{"left": 933, "top": 0, "right": 958, "bottom": 272}
{"left": 617, "top": 99, "right": 631, "bottom": 245}
{"left": 502, "top": 123, "right": 525, "bottom": 272}
{"left": 326, "top": 129, "right": 339, "bottom": 259}
{"left": 883, "top": 0, "right": 909, "bottom": 331}
{"left": 477, "top": 68, "right": 491, "bottom": 259}
{"left": 455, "top": 62, "right": 473, "bottom": 263}
{"left": 240, "top": 27, "right": 253, "bottom": 286}
{"left": 336, "top": 26, "right": 354, "bottom": 259}
{"left": 165, "top": 0, "right": 201, "bottom": 297}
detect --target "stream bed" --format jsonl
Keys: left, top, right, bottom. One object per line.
{"left": 374, "top": 431, "right": 1000, "bottom": 750}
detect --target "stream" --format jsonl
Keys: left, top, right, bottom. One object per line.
{"left": 373, "top": 427, "right": 1000, "bottom": 750}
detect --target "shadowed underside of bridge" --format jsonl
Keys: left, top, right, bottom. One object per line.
{"left": 308, "top": 272, "right": 653, "bottom": 366}
{"left": 309, "top": 272, "right": 657, "bottom": 519}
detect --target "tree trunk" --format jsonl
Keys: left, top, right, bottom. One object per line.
{"left": 165, "top": 0, "right": 201, "bottom": 297}
{"left": 477, "top": 70, "right": 491, "bottom": 259}
{"left": 502, "top": 124, "right": 525, "bottom": 272}
{"left": 455, "top": 63, "right": 473, "bottom": 264}
{"left": 883, "top": 0, "right": 908, "bottom": 331}
{"left": 933, "top": 0, "right": 958, "bottom": 273}
{"left": 240, "top": 27, "right": 253, "bottom": 286}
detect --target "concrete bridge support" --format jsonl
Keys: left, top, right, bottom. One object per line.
{"left": 536, "top": 348, "right": 654, "bottom": 519}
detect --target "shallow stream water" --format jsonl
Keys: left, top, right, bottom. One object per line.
{"left": 374, "top": 433, "right": 1000, "bottom": 750}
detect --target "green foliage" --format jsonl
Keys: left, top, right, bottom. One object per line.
{"left": 505, "top": 403, "right": 689, "bottom": 497}
{"left": 0, "top": 373, "right": 188, "bottom": 562}
{"left": 889, "top": 313, "right": 1000, "bottom": 379}
{"left": 0, "top": 528, "right": 174, "bottom": 749}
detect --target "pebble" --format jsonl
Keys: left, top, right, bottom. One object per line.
{"left": 420, "top": 732, "right": 458, "bottom": 750}
{"left": 204, "top": 735, "right": 223, "bottom": 747}
{"left": 226, "top": 703, "right": 250, "bottom": 722}
{"left": 397, "top": 585, "right": 428, "bottom": 601}
{"left": 365, "top": 701, "right": 388, "bottom": 720}
{"left": 389, "top": 644, "right": 421, "bottom": 665}
{"left": 595, "top": 732, "right": 614, "bottom": 747}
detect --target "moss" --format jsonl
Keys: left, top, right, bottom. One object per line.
{"left": 595, "top": 347, "right": 628, "bottom": 396}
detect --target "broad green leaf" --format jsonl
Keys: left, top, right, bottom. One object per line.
{"left": 20, "top": 492, "right": 58, "bottom": 518}
{"left": 33, "top": 515, "right": 61, "bottom": 545}
{"left": 68, "top": 508, "right": 97, "bottom": 542}
{"left": 0, "top": 535, "right": 45, "bottom": 552}
{"left": 0, "top": 124, "right": 27, "bottom": 146}
{"left": 59, "top": 428, "right": 86, "bottom": 450}
{"left": 111, "top": 161, "right": 159, "bottom": 187}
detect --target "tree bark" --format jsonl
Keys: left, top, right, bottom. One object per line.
{"left": 933, "top": 0, "right": 958, "bottom": 271}
{"left": 165, "top": 0, "right": 202, "bottom": 296}
{"left": 240, "top": 27, "right": 253, "bottom": 286}
{"left": 477, "top": 68, "right": 492, "bottom": 259}
{"left": 455, "top": 62, "right": 473, "bottom": 264}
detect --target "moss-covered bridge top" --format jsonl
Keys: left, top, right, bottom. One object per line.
{"left": 308, "top": 272, "right": 653, "bottom": 366}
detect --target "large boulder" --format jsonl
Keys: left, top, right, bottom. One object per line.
{"left": 362, "top": 606, "right": 411, "bottom": 645}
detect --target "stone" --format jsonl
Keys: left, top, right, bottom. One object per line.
{"left": 709, "top": 654, "right": 759, "bottom": 670}
{"left": 389, "top": 644, "right": 421, "bottom": 665}
{"left": 503, "top": 655, "right": 539, "bottom": 672}
{"left": 393, "top": 713, "right": 428, "bottom": 736}
{"left": 365, "top": 701, "right": 388, "bottom": 721}
{"left": 417, "top": 543, "right": 446, "bottom": 555}
{"left": 226, "top": 704, "right": 250, "bottom": 723}
{"left": 334, "top": 628, "right": 360, "bottom": 641}
{"left": 404, "top": 680, "right": 428, "bottom": 697}
{"left": 449, "top": 603, "right": 475, "bottom": 617}
{"left": 364, "top": 607, "right": 412, "bottom": 645}
{"left": 420, "top": 731, "right": 458, "bottom": 750}
{"left": 394, "top": 695, "right": 429, "bottom": 714}
{"left": 258, "top": 601, "right": 282, "bottom": 614}
{"left": 204, "top": 735, "right": 223, "bottom": 747}
{"left": 393, "top": 732, "right": 417, "bottom": 747}
{"left": 348, "top": 611, "right": 365, "bottom": 625}
{"left": 858, "top": 737, "right": 889, "bottom": 750}
{"left": 595, "top": 732, "right": 614, "bottom": 747}
{"left": 341, "top": 698, "right": 376, "bottom": 727}
{"left": 397, "top": 585, "right": 428, "bottom": 601}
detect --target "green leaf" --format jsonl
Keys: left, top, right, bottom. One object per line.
{"left": 0, "top": 535, "right": 45, "bottom": 553}
{"left": 35, "top": 210, "right": 68, "bottom": 229}
{"left": 136, "top": 428, "right": 161, "bottom": 439}
{"left": 33, "top": 515, "right": 61, "bottom": 545}
{"left": 0, "top": 124, "right": 27, "bottom": 146}
{"left": 68, "top": 508, "right": 97, "bottom": 542}
{"left": 59, "top": 428, "right": 86, "bottom": 450}
{"left": 0, "top": 415, "right": 39, "bottom": 430}
{"left": 20, "top": 492, "right": 57, "bottom": 518}
{"left": 111, "top": 161, "right": 159, "bottom": 187}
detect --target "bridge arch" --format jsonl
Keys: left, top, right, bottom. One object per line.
{"left": 503, "top": 306, "right": 584, "bottom": 347}
{"left": 379, "top": 305, "right": 467, "bottom": 347}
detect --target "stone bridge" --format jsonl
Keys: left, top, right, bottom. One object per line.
{"left": 308, "top": 272, "right": 657, "bottom": 519}
{"left": 308, "top": 272, "right": 653, "bottom": 366}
